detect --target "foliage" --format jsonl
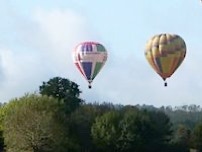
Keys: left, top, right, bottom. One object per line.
{"left": 161, "top": 105, "right": 202, "bottom": 129}
{"left": 91, "top": 110, "right": 122, "bottom": 152}
{"left": 192, "top": 123, "right": 202, "bottom": 151}
{"left": 91, "top": 107, "right": 172, "bottom": 152}
{"left": 171, "top": 124, "right": 191, "bottom": 152}
{"left": 39, "top": 76, "right": 83, "bottom": 114}
{"left": 68, "top": 103, "right": 108, "bottom": 152}
{"left": 39, "top": 77, "right": 81, "bottom": 99}
{"left": 1, "top": 88, "right": 202, "bottom": 152}
{"left": 2, "top": 94, "right": 76, "bottom": 152}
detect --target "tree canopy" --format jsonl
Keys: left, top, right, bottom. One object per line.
{"left": 39, "top": 76, "right": 83, "bottom": 114}
{"left": 0, "top": 77, "right": 202, "bottom": 152}
{"left": 2, "top": 94, "right": 73, "bottom": 152}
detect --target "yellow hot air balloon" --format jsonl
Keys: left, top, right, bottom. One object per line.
{"left": 145, "top": 33, "right": 186, "bottom": 86}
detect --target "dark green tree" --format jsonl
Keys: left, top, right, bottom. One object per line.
{"left": 119, "top": 108, "right": 173, "bottom": 152}
{"left": 143, "top": 110, "right": 172, "bottom": 152}
{"left": 192, "top": 123, "right": 202, "bottom": 151}
{"left": 118, "top": 107, "right": 151, "bottom": 152}
{"left": 171, "top": 124, "right": 191, "bottom": 152}
{"left": 69, "top": 104, "right": 101, "bottom": 152}
{"left": 39, "top": 77, "right": 83, "bottom": 113}
{"left": 92, "top": 106, "right": 174, "bottom": 152}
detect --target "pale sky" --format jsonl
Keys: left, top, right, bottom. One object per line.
{"left": 0, "top": 0, "right": 202, "bottom": 107}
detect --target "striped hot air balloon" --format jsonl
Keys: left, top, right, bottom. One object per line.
{"left": 145, "top": 33, "right": 186, "bottom": 86}
{"left": 73, "top": 41, "right": 108, "bottom": 88}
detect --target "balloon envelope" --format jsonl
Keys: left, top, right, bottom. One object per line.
{"left": 145, "top": 33, "right": 186, "bottom": 85}
{"left": 73, "top": 41, "right": 108, "bottom": 88}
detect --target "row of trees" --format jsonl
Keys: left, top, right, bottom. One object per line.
{"left": 0, "top": 77, "right": 201, "bottom": 152}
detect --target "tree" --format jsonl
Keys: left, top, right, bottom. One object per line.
{"left": 117, "top": 107, "right": 150, "bottom": 152}
{"left": 142, "top": 110, "right": 172, "bottom": 152}
{"left": 3, "top": 94, "right": 77, "bottom": 152}
{"left": 92, "top": 106, "right": 174, "bottom": 152}
{"left": 39, "top": 77, "right": 83, "bottom": 113}
{"left": 170, "top": 124, "right": 191, "bottom": 152}
{"left": 68, "top": 103, "right": 101, "bottom": 152}
{"left": 117, "top": 108, "right": 172, "bottom": 152}
{"left": 0, "top": 103, "right": 6, "bottom": 151}
{"left": 91, "top": 110, "right": 122, "bottom": 152}
{"left": 192, "top": 123, "right": 202, "bottom": 151}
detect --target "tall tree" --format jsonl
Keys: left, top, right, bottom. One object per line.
{"left": 39, "top": 77, "right": 83, "bottom": 113}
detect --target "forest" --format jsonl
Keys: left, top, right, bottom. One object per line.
{"left": 0, "top": 76, "right": 201, "bottom": 152}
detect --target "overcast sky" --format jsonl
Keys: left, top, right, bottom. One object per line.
{"left": 0, "top": 0, "right": 202, "bottom": 107}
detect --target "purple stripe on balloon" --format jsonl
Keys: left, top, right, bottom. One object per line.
{"left": 81, "top": 43, "right": 93, "bottom": 52}
{"left": 82, "top": 62, "right": 92, "bottom": 80}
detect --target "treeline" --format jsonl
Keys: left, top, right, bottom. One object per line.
{"left": 137, "top": 104, "right": 202, "bottom": 129}
{"left": 0, "top": 77, "right": 201, "bottom": 152}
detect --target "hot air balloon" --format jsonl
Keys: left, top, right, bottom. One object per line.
{"left": 73, "top": 41, "right": 108, "bottom": 88}
{"left": 145, "top": 33, "right": 186, "bottom": 86}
